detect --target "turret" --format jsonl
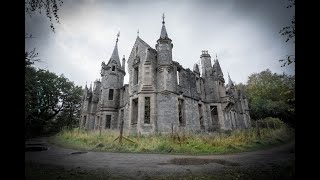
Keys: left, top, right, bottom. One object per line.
{"left": 193, "top": 63, "right": 200, "bottom": 74}
{"left": 92, "top": 79, "right": 101, "bottom": 103}
{"left": 213, "top": 55, "right": 226, "bottom": 98}
{"left": 156, "top": 13, "right": 173, "bottom": 66}
{"left": 200, "top": 50, "right": 212, "bottom": 77}
{"left": 213, "top": 55, "right": 223, "bottom": 78}
{"left": 89, "top": 82, "right": 93, "bottom": 93}
{"left": 100, "top": 32, "right": 125, "bottom": 109}
{"left": 228, "top": 72, "right": 235, "bottom": 88}
{"left": 156, "top": 13, "right": 175, "bottom": 92}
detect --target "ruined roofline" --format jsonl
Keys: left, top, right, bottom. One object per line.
{"left": 120, "top": 84, "right": 129, "bottom": 90}
{"left": 173, "top": 61, "right": 203, "bottom": 77}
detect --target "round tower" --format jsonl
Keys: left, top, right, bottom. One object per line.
{"left": 99, "top": 32, "right": 125, "bottom": 129}
{"left": 156, "top": 13, "right": 175, "bottom": 92}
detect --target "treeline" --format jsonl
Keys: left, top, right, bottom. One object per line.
{"left": 25, "top": 51, "right": 83, "bottom": 139}
{"left": 236, "top": 69, "right": 295, "bottom": 127}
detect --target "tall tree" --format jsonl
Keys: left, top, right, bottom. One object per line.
{"left": 25, "top": 60, "right": 83, "bottom": 137}
{"left": 245, "top": 69, "right": 295, "bottom": 126}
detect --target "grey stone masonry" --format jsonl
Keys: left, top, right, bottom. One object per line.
{"left": 80, "top": 15, "right": 251, "bottom": 134}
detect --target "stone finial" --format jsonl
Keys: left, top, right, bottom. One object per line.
{"left": 137, "top": 29, "right": 139, "bottom": 37}
{"left": 116, "top": 31, "right": 120, "bottom": 43}
{"left": 159, "top": 13, "right": 169, "bottom": 39}
{"left": 162, "top": 13, "right": 165, "bottom": 24}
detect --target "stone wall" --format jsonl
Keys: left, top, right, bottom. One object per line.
{"left": 156, "top": 93, "right": 179, "bottom": 133}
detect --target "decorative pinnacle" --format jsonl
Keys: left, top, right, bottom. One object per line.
{"left": 162, "top": 13, "right": 165, "bottom": 24}
{"left": 216, "top": 54, "right": 218, "bottom": 60}
{"left": 123, "top": 55, "right": 125, "bottom": 59}
{"left": 137, "top": 29, "right": 139, "bottom": 37}
{"left": 116, "top": 31, "right": 120, "bottom": 43}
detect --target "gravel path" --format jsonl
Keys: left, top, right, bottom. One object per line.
{"left": 25, "top": 137, "right": 295, "bottom": 178}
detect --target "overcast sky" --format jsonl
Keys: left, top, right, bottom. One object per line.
{"left": 25, "top": 0, "right": 295, "bottom": 88}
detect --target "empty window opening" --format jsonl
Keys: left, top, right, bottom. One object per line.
{"left": 131, "top": 98, "right": 138, "bottom": 125}
{"left": 94, "top": 116, "right": 99, "bottom": 130}
{"left": 109, "top": 89, "right": 114, "bottom": 100}
{"left": 198, "top": 104, "right": 204, "bottom": 129}
{"left": 144, "top": 97, "right": 150, "bottom": 124}
{"left": 178, "top": 99, "right": 185, "bottom": 126}
{"left": 134, "top": 67, "right": 139, "bottom": 85}
{"left": 136, "top": 46, "right": 139, "bottom": 56}
{"left": 83, "top": 116, "right": 87, "bottom": 127}
{"left": 106, "top": 115, "right": 111, "bottom": 129}
{"left": 210, "top": 106, "right": 219, "bottom": 131}
{"left": 177, "top": 70, "right": 180, "bottom": 85}
{"left": 112, "top": 66, "right": 115, "bottom": 71}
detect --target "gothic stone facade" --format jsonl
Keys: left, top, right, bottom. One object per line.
{"left": 80, "top": 18, "right": 251, "bottom": 134}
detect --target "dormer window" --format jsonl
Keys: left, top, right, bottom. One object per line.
{"left": 112, "top": 66, "right": 115, "bottom": 71}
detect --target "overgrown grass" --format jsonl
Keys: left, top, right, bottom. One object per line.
{"left": 50, "top": 122, "right": 294, "bottom": 155}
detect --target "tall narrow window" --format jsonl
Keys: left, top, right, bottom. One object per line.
{"left": 112, "top": 66, "right": 115, "bottom": 71}
{"left": 134, "top": 67, "right": 139, "bottom": 85}
{"left": 132, "top": 98, "right": 138, "bottom": 125}
{"left": 178, "top": 99, "right": 185, "bottom": 126}
{"left": 83, "top": 116, "right": 87, "bottom": 127}
{"left": 95, "top": 116, "right": 99, "bottom": 129}
{"left": 198, "top": 104, "right": 204, "bottom": 129}
{"left": 144, "top": 97, "right": 150, "bottom": 124}
{"left": 136, "top": 46, "right": 139, "bottom": 56}
{"left": 109, "top": 89, "right": 114, "bottom": 100}
{"left": 210, "top": 106, "right": 219, "bottom": 131}
{"left": 177, "top": 70, "right": 180, "bottom": 85}
{"left": 196, "top": 77, "right": 200, "bottom": 93}
{"left": 106, "top": 115, "right": 111, "bottom": 129}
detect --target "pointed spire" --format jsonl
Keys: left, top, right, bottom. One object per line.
{"left": 89, "top": 82, "right": 93, "bottom": 92}
{"left": 116, "top": 31, "right": 120, "bottom": 44}
{"left": 109, "top": 31, "right": 121, "bottom": 66}
{"left": 193, "top": 63, "right": 200, "bottom": 74}
{"left": 159, "top": 13, "right": 169, "bottom": 39}
{"left": 137, "top": 29, "right": 139, "bottom": 37}
{"left": 228, "top": 72, "right": 234, "bottom": 87}
{"left": 214, "top": 55, "right": 223, "bottom": 76}
{"left": 122, "top": 55, "right": 126, "bottom": 70}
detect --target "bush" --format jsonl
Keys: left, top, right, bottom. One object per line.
{"left": 252, "top": 117, "right": 286, "bottom": 129}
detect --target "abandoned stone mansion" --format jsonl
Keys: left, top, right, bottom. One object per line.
{"left": 80, "top": 15, "right": 251, "bottom": 134}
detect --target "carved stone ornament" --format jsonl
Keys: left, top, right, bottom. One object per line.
{"left": 133, "top": 56, "right": 140, "bottom": 67}
{"left": 167, "top": 66, "right": 173, "bottom": 73}
{"left": 158, "top": 66, "right": 164, "bottom": 73}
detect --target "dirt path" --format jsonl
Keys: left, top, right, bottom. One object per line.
{"left": 25, "top": 137, "right": 295, "bottom": 178}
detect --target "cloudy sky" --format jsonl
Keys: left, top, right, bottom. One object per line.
{"left": 25, "top": 0, "right": 295, "bottom": 88}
